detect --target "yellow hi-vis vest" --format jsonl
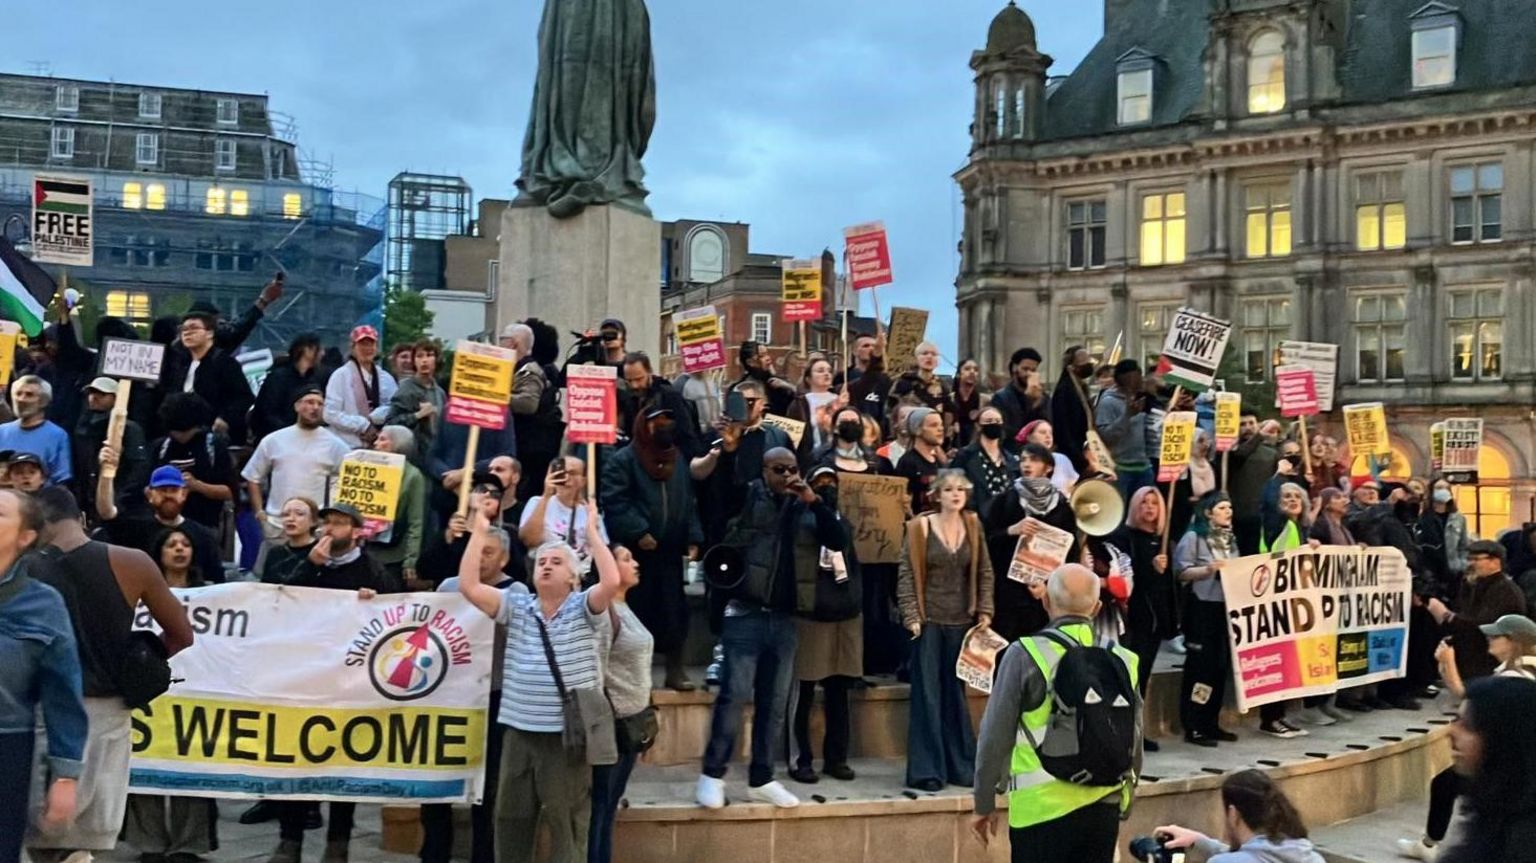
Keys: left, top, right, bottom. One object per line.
{"left": 1006, "top": 621, "right": 1140, "bottom": 829}
{"left": 1260, "top": 519, "right": 1302, "bottom": 554}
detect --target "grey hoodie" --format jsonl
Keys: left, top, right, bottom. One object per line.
{"left": 1188, "top": 835, "right": 1325, "bottom": 863}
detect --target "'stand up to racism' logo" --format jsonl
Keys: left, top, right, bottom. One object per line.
{"left": 1249, "top": 563, "right": 1273, "bottom": 599}
{"left": 370, "top": 625, "right": 451, "bottom": 701}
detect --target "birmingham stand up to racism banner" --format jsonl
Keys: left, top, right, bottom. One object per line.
{"left": 1220, "top": 546, "right": 1411, "bottom": 711}
{"left": 128, "top": 584, "right": 495, "bottom": 803}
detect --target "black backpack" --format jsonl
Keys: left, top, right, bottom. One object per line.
{"left": 1023, "top": 628, "right": 1138, "bottom": 787}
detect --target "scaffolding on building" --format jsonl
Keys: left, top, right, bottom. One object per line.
{"left": 386, "top": 172, "right": 471, "bottom": 293}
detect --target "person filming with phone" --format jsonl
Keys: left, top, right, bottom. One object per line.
{"left": 1147, "top": 770, "right": 1323, "bottom": 863}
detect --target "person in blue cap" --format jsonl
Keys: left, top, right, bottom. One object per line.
{"left": 94, "top": 460, "right": 225, "bottom": 584}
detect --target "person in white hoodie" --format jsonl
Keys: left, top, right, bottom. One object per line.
{"left": 1154, "top": 770, "right": 1324, "bottom": 863}
{"left": 324, "top": 325, "right": 397, "bottom": 448}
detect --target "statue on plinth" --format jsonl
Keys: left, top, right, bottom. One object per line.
{"left": 515, "top": 0, "right": 657, "bottom": 220}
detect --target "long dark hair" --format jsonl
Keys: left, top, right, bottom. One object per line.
{"left": 1462, "top": 677, "right": 1536, "bottom": 818}
{"left": 1220, "top": 769, "right": 1308, "bottom": 841}
{"left": 151, "top": 527, "right": 205, "bottom": 587}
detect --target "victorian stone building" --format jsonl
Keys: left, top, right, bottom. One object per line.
{"left": 955, "top": 0, "right": 1536, "bottom": 536}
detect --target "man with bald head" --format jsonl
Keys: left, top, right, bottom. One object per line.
{"left": 971, "top": 564, "right": 1143, "bottom": 863}
{"left": 695, "top": 447, "right": 847, "bottom": 811}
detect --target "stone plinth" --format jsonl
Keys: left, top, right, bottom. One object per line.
{"left": 494, "top": 202, "right": 660, "bottom": 358}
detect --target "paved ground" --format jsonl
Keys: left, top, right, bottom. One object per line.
{"left": 1312, "top": 800, "right": 1427, "bottom": 863}
{"left": 94, "top": 804, "right": 419, "bottom": 863}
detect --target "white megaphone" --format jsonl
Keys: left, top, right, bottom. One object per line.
{"left": 1071, "top": 479, "right": 1125, "bottom": 537}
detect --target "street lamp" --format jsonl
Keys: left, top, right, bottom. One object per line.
{"left": 2, "top": 213, "right": 31, "bottom": 257}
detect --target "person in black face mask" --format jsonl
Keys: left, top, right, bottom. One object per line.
{"left": 948, "top": 405, "right": 1018, "bottom": 516}
{"left": 600, "top": 407, "right": 704, "bottom": 690}
{"left": 1048, "top": 345, "right": 1099, "bottom": 473}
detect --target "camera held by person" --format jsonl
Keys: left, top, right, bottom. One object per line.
{"left": 1148, "top": 770, "right": 1323, "bottom": 863}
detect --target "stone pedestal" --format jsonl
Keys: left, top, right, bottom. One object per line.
{"left": 494, "top": 202, "right": 660, "bottom": 359}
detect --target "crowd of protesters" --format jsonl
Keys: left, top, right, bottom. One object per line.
{"left": 4, "top": 281, "right": 1536, "bottom": 863}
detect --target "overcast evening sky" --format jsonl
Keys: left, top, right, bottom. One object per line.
{"left": 10, "top": 1, "right": 1103, "bottom": 365}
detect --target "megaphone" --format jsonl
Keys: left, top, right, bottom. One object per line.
{"left": 1071, "top": 479, "right": 1125, "bottom": 537}
{"left": 699, "top": 545, "right": 746, "bottom": 590}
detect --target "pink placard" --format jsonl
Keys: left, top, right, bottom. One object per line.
{"left": 1275, "top": 366, "right": 1319, "bottom": 418}
{"left": 445, "top": 396, "right": 506, "bottom": 431}
{"left": 1236, "top": 643, "right": 1302, "bottom": 699}
{"left": 681, "top": 338, "right": 725, "bottom": 374}
{"left": 843, "top": 222, "right": 893, "bottom": 290}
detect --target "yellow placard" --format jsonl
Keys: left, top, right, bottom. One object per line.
{"left": 675, "top": 306, "right": 720, "bottom": 345}
{"left": 0, "top": 321, "right": 19, "bottom": 387}
{"left": 132, "top": 695, "right": 485, "bottom": 770}
{"left": 1297, "top": 635, "right": 1339, "bottom": 687}
{"left": 336, "top": 450, "right": 406, "bottom": 523}
{"left": 1157, "top": 411, "right": 1197, "bottom": 482}
{"left": 1343, "top": 402, "right": 1391, "bottom": 457}
{"left": 449, "top": 341, "right": 516, "bottom": 404}
{"left": 780, "top": 260, "right": 821, "bottom": 303}
{"left": 1214, "top": 391, "right": 1242, "bottom": 451}
{"left": 1430, "top": 422, "right": 1445, "bottom": 469}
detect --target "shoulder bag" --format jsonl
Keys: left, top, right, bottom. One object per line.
{"left": 534, "top": 613, "right": 617, "bottom": 766}
{"left": 607, "top": 609, "right": 659, "bottom": 755}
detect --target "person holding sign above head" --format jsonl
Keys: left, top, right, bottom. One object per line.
{"left": 897, "top": 469, "right": 994, "bottom": 792}
{"left": 164, "top": 310, "right": 253, "bottom": 444}
{"left": 0, "top": 375, "right": 71, "bottom": 486}
{"left": 324, "top": 325, "right": 397, "bottom": 449}
{"left": 95, "top": 464, "right": 225, "bottom": 584}
{"left": 983, "top": 443, "right": 1079, "bottom": 643}
{"left": 1175, "top": 491, "right": 1241, "bottom": 747}
{"left": 72, "top": 376, "right": 149, "bottom": 521}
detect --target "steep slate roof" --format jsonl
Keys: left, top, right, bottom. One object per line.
{"left": 1040, "top": 0, "right": 1536, "bottom": 142}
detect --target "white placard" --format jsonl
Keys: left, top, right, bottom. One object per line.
{"left": 101, "top": 337, "right": 166, "bottom": 382}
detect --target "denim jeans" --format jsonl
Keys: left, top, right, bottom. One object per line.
{"left": 702, "top": 608, "right": 799, "bottom": 787}
{"left": 1115, "top": 467, "right": 1155, "bottom": 504}
{"left": 588, "top": 752, "right": 638, "bottom": 863}
{"left": 906, "top": 623, "right": 975, "bottom": 787}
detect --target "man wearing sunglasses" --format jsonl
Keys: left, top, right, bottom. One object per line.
{"left": 696, "top": 448, "right": 846, "bottom": 811}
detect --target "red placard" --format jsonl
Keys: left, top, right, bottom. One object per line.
{"left": 445, "top": 396, "right": 507, "bottom": 430}
{"left": 1275, "top": 365, "right": 1319, "bottom": 418}
{"left": 566, "top": 364, "right": 618, "bottom": 444}
{"left": 782, "top": 300, "right": 822, "bottom": 323}
{"left": 843, "top": 222, "right": 893, "bottom": 290}
{"left": 681, "top": 339, "right": 725, "bottom": 374}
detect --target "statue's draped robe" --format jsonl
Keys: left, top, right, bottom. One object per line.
{"left": 517, "top": 0, "right": 657, "bottom": 218}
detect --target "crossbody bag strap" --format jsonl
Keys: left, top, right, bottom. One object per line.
{"left": 533, "top": 615, "right": 569, "bottom": 700}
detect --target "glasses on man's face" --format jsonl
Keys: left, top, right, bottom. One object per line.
{"left": 769, "top": 465, "right": 799, "bottom": 476}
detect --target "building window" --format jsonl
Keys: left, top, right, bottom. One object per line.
{"left": 1247, "top": 31, "right": 1287, "bottom": 114}
{"left": 751, "top": 313, "right": 772, "bottom": 345}
{"left": 138, "top": 92, "right": 162, "bottom": 119}
{"left": 230, "top": 189, "right": 249, "bottom": 217}
{"left": 1066, "top": 200, "right": 1107, "bottom": 270}
{"left": 1240, "top": 296, "right": 1291, "bottom": 381}
{"left": 105, "top": 291, "right": 152, "bottom": 326}
{"left": 282, "top": 192, "right": 302, "bottom": 219}
{"left": 1353, "top": 292, "right": 1407, "bottom": 383}
{"left": 1412, "top": 25, "right": 1456, "bottom": 89}
{"left": 1355, "top": 171, "right": 1406, "bottom": 251}
{"left": 1013, "top": 87, "right": 1026, "bottom": 139}
{"left": 1062, "top": 307, "right": 1107, "bottom": 360}
{"left": 1450, "top": 163, "right": 1501, "bottom": 244}
{"left": 1452, "top": 446, "right": 1511, "bottom": 539}
{"left": 205, "top": 188, "right": 227, "bottom": 216}
{"left": 994, "top": 83, "right": 1006, "bottom": 138}
{"left": 1116, "top": 69, "right": 1152, "bottom": 125}
{"left": 216, "top": 98, "right": 239, "bottom": 125}
{"left": 688, "top": 227, "right": 726, "bottom": 283}
{"left": 1139, "top": 192, "right": 1186, "bottom": 266}
{"left": 122, "top": 182, "right": 143, "bottom": 210}
{"left": 1449, "top": 288, "right": 1502, "bottom": 381}
{"left": 1244, "top": 181, "right": 1292, "bottom": 258}
{"left": 135, "top": 133, "right": 159, "bottom": 166}
{"left": 55, "top": 85, "right": 78, "bottom": 113}
{"left": 51, "top": 127, "right": 74, "bottom": 159}
{"left": 146, "top": 183, "right": 166, "bottom": 211}
{"left": 216, "top": 139, "right": 236, "bottom": 172}
{"left": 1136, "top": 304, "right": 1178, "bottom": 371}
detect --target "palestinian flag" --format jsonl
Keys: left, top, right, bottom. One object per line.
{"left": 0, "top": 235, "right": 55, "bottom": 336}
{"left": 34, "top": 178, "right": 91, "bottom": 215}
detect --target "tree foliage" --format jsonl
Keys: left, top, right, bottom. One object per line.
{"left": 1214, "top": 343, "right": 1277, "bottom": 420}
{"left": 381, "top": 283, "right": 435, "bottom": 356}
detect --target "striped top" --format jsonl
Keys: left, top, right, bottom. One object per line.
{"left": 496, "top": 588, "right": 604, "bottom": 733}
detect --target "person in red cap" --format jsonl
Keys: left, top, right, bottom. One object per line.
{"left": 324, "top": 325, "right": 397, "bottom": 449}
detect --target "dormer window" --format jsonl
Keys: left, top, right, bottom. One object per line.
{"left": 1247, "top": 31, "right": 1286, "bottom": 114}
{"left": 1410, "top": 3, "right": 1460, "bottom": 90}
{"left": 1115, "top": 48, "right": 1156, "bottom": 126}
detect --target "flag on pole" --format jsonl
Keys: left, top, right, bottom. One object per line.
{"left": 0, "top": 235, "right": 54, "bottom": 336}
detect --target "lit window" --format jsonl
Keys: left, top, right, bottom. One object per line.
{"left": 1240, "top": 296, "right": 1291, "bottom": 381}
{"left": 1136, "top": 304, "right": 1178, "bottom": 371}
{"left": 136, "top": 133, "right": 159, "bottom": 166}
{"left": 1117, "top": 69, "right": 1152, "bottom": 125}
{"left": 51, "top": 127, "right": 74, "bottom": 159}
{"left": 1061, "top": 307, "right": 1107, "bottom": 360}
{"left": 138, "top": 92, "right": 162, "bottom": 119}
{"left": 1247, "top": 31, "right": 1287, "bottom": 114}
{"left": 105, "top": 290, "right": 152, "bottom": 326}
{"left": 282, "top": 193, "right": 302, "bottom": 219}
{"left": 216, "top": 139, "right": 236, "bottom": 172}
{"left": 122, "top": 182, "right": 143, "bottom": 210}
{"left": 1139, "top": 192, "right": 1186, "bottom": 266}
{"left": 205, "top": 188, "right": 227, "bottom": 215}
{"left": 216, "top": 98, "right": 239, "bottom": 125}
{"left": 146, "top": 184, "right": 166, "bottom": 211}
{"left": 1244, "top": 181, "right": 1292, "bottom": 258}
{"left": 1449, "top": 288, "right": 1503, "bottom": 381}
{"left": 1450, "top": 163, "right": 1501, "bottom": 244}
{"left": 56, "top": 85, "right": 78, "bottom": 113}
{"left": 1353, "top": 293, "right": 1407, "bottom": 383}
{"left": 1452, "top": 446, "right": 1512, "bottom": 539}
{"left": 1412, "top": 26, "right": 1456, "bottom": 89}
{"left": 1067, "top": 200, "right": 1107, "bottom": 270}
{"left": 751, "top": 313, "right": 772, "bottom": 345}
{"left": 230, "top": 189, "right": 249, "bottom": 217}
{"left": 1355, "top": 171, "right": 1406, "bottom": 251}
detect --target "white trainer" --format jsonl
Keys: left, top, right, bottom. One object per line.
{"left": 695, "top": 774, "right": 726, "bottom": 810}
{"left": 748, "top": 780, "right": 801, "bottom": 808}
{"left": 1394, "top": 836, "right": 1438, "bottom": 861}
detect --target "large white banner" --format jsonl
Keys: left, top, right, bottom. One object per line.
{"left": 1221, "top": 546, "right": 1411, "bottom": 711}
{"left": 129, "top": 583, "right": 495, "bottom": 803}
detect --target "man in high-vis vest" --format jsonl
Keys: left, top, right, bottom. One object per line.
{"left": 971, "top": 564, "right": 1143, "bottom": 862}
